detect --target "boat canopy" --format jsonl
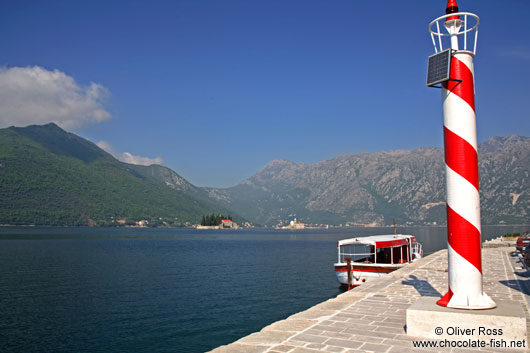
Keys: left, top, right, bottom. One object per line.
{"left": 337, "top": 234, "right": 416, "bottom": 248}
{"left": 337, "top": 234, "right": 417, "bottom": 265}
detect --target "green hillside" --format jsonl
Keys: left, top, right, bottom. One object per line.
{"left": 0, "top": 123, "right": 230, "bottom": 226}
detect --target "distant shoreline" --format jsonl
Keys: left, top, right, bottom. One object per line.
{"left": 1, "top": 223, "right": 529, "bottom": 229}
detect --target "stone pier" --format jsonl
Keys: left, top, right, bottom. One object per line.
{"left": 210, "top": 246, "right": 529, "bottom": 352}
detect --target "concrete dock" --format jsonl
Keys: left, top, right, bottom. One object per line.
{"left": 211, "top": 245, "right": 529, "bottom": 352}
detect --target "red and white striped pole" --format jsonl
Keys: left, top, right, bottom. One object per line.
{"left": 435, "top": 0, "right": 495, "bottom": 309}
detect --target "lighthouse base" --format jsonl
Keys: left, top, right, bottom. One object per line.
{"left": 406, "top": 297, "right": 526, "bottom": 342}
{"left": 437, "top": 289, "right": 497, "bottom": 309}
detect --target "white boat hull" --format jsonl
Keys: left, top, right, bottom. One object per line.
{"left": 334, "top": 262, "right": 406, "bottom": 288}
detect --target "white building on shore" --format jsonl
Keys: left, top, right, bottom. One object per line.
{"left": 281, "top": 218, "right": 305, "bottom": 230}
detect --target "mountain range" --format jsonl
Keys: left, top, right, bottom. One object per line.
{"left": 0, "top": 123, "right": 528, "bottom": 226}
{"left": 204, "top": 135, "right": 529, "bottom": 226}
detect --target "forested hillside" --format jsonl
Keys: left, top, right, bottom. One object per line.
{"left": 0, "top": 123, "right": 234, "bottom": 226}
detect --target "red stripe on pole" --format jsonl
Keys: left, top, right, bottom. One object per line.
{"left": 443, "top": 127, "right": 480, "bottom": 190}
{"left": 443, "top": 57, "right": 475, "bottom": 112}
{"left": 447, "top": 205, "right": 482, "bottom": 273}
{"left": 437, "top": 287, "right": 454, "bottom": 307}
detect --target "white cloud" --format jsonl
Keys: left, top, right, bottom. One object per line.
{"left": 97, "top": 140, "right": 163, "bottom": 166}
{"left": 0, "top": 66, "right": 111, "bottom": 129}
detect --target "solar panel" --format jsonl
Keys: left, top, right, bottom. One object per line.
{"left": 426, "top": 49, "right": 451, "bottom": 87}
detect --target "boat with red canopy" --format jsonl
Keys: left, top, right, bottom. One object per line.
{"left": 334, "top": 234, "right": 423, "bottom": 289}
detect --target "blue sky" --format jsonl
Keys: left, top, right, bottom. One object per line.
{"left": 1, "top": 0, "right": 529, "bottom": 187}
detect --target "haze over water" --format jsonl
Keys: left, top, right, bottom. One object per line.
{"left": 0, "top": 225, "right": 527, "bottom": 352}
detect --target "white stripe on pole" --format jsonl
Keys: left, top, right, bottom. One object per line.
{"left": 445, "top": 166, "right": 481, "bottom": 230}
{"left": 442, "top": 96, "right": 478, "bottom": 151}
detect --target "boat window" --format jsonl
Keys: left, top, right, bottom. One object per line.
{"left": 403, "top": 244, "right": 410, "bottom": 262}
{"left": 340, "top": 244, "right": 374, "bottom": 263}
{"left": 393, "top": 245, "right": 408, "bottom": 264}
{"left": 376, "top": 247, "right": 392, "bottom": 264}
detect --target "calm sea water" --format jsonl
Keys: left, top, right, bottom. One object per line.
{"left": 0, "top": 225, "right": 527, "bottom": 352}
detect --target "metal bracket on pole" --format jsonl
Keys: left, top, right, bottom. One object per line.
{"left": 427, "top": 78, "right": 463, "bottom": 89}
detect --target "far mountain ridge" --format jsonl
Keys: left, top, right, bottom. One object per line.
{"left": 255, "top": 137, "right": 520, "bottom": 174}
{"left": 207, "top": 135, "right": 529, "bottom": 226}
{"left": 478, "top": 135, "right": 528, "bottom": 153}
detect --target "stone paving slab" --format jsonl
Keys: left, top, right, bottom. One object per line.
{"left": 210, "top": 248, "right": 530, "bottom": 353}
